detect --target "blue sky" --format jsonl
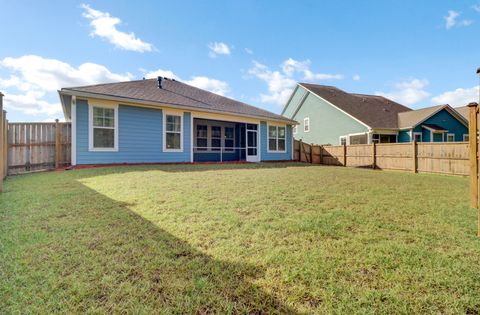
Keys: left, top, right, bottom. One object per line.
{"left": 1, "top": 0, "right": 479, "bottom": 122}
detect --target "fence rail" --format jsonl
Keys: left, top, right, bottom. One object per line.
{"left": 7, "top": 121, "right": 71, "bottom": 175}
{"left": 295, "top": 139, "right": 469, "bottom": 176}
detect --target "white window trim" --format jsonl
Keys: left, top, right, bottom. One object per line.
{"left": 413, "top": 132, "right": 422, "bottom": 142}
{"left": 339, "top": 136, "right": 347, "bottom": 145}
{"left": 88, "top": 103, "right": 119, "bottom": 152}
{"left": 293, "top": 125, "right": 298, "bottom": 134}
{"left": 463, "top": 134, "right": 469, "bottom": 141}
{"left": 267, "top": 123, "right": 287, "bottom": 153}
{"left": 446, "top": 133, "right": 455, "bottom": 142}
{"left": 304, "top": 117, "right": 310, "bottom": 132}
{"left": 163, "top": 111, "right": 184, "bottom": 152}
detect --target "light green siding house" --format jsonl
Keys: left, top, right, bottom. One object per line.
{"left": 282, "top": 85, "right": 368, "bottom": 145}
{"left": 282, "top": 83, "right": 468, "bottom": 145}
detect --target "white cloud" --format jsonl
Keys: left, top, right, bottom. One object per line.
{"left": 3, "top": 91, "right": 62, "bottom": 116}
{"left": 0, "top": 55, "right": 133, "bottom": 116}
{"left": 375, "top": 78, "right": 430, "bottom": 106}
{"left": 473, "top": 4, "right": 480, "bottom": 12}
{"left": 245, "top": 48, "right": 254, "bottom": 55}
{"left": 353, "top": 74, "right": 360, "bottom": 81}
{"left": 143, "top": 69, "right": 180, "bottom": 80}
{"left": 444, "top": 10, "right": 473, "bottom": 29}
{"left": 81, "top": 4, "right": 153, "bottom": 52}
{"left": 431, "top": 86, "right": 479, "bottom": 106}
{"left": 247, "top": 58, "right": 343, "bottom": 106}
{"left": 184, "top": 76, "right": 230, "bottom": 96}
{"left": 208, "top": 42, "right": 231, "bottom": 58}
{"left": 1, "top": 55, "right": 133, "bottom": 91}
{"left": 144, "top": 69, "right": 230, "bottom": 96}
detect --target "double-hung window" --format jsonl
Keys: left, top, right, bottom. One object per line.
{"left": 164, "top": 113, "right": 182, "bottom": 151}
{"left": 304, "top": 117, "right": 310, "bottom": 132}
{"left": 211, "top": 126, "right": 221, "bottom": 151}
{"left": 446, "top": 133, "right": 455, "bottom": 142}
{"left": 90, "top": 105, "right": 117, "bottom": 151}
{"left": 196, "top": 125, "right": 208, "bottom": 151}
{"left": 268, "top": 125, "right": 286, "bottom": 152}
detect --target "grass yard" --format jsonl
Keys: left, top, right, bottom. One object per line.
{"left": 1, "top": 163, "right": 480, "bottom": 314}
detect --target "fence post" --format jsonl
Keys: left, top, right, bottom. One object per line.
{"left": 299, "top": 139, "right": 303, "bottom": 162}
{"left": 319, "top": 145, "right": 323, "bottom": 165}
{"left": 468, "top": 102, "right": 478, "bottom": 212}
{"left": 0, "top": 93, "right": 3, "bottom": 191}
{"left": 3, "top": 112, "right": 6, "bottom": 178}
{"left": 310, "top": 143, "right": 314, "bottom": 164}
{"left": 343, "top": 143, "right": 347, "bottom": 166}
{"left": 372, "top": 142, "right": 376, "bottom": 169}
{"left": 412, "top": 140, "right": 418, "bottom": 173}
{"left": 55, "top": 119, "right": 60, "bottom": 168}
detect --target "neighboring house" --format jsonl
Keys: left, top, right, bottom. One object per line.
{"left": 281, "top": 83, "right": 468, "bottom": 145}
{"left": 58, "top": 77, "right": 296, "bottom": 165}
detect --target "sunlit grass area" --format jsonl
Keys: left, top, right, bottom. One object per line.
{"left": 1, "top": 163, "right": 479, "bottom": 314}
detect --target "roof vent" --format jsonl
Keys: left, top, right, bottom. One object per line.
{"left": 157, "top": 76, "right": 163, "bottom": 89}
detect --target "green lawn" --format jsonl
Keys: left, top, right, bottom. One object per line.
{"left": 1, "top": 163, "right": 479, "bottom": 314}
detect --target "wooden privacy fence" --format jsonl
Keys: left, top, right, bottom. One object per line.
{"left": 7, "top": 121, "right": 71, "bottom": 175}
{"left": 0, "top": 93, "right": 7, "bottom": 191}
{"left": 295, "top": 139, "right": 469, "bottom": 176}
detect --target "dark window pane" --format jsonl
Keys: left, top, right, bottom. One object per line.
{"left": 211, "top": 138, "right": 221, "bottom": 151}
{"left": 269, "top": 139, "right": 277, "bottom": 151}
{"left": 225, "top": 127, "right": 234, "bottom": 139}
{"left": 248, "top": 148, "right": 257, "bottom": 155}
{"left": 197, "top": 138, "right": 207, "bottom": 150}
{"left": 93, "top": 128, "right": 114, "bottom": 148}
{"left": 225, "top": 139, "right": 234, "bottom": 151}
{"left": 166, "top": 133, "right": 181, "bottom": 149}
{"left": 197, "top": 125, "right": 207, "bottom": 138}
{"left": 247, "top": 131, "right": 257, "bottom": 147}
{"left": 211, "top": 126, "right": 221, "bottom": 138}
{"left": 278, "top": 127, "right": 285, "bottom": 138}
{"left": 278, "top": 139, "right": 285, "bottom": 151}
{"left": 246, "top": 124, "right": 257, "bottom": 130}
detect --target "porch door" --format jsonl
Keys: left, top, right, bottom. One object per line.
{"left": 246, "top": 124, "right": 259, "bottom": 162}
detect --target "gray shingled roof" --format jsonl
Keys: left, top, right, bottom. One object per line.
{"left": 61, "top": 78, "right": 295, "bottom": 123}
{"left": 455, "top": 106, "right": 469, "bottom": 121}
{"left": 299, "top": 83, "right": 412, "bottom": 129}
{"left": 397, "top": 104, "right": 445, "bottom": 128}
{"left": 397, "top": 104, "right": 468, "bottom": 128}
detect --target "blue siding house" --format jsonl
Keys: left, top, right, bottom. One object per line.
{"left": 59, "top": 77, "right": 296, "bottom": 165}
{"left": 282, "top": 83, "right": 468, "bottom": 145}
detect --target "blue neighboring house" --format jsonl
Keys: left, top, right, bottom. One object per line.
{"left": 58, "top": 77, "right": 297, "bottom": 165}
{"left": 281, "top": 83, "right": 468, "bottom": 145}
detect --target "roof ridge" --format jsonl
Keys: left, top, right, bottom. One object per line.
{"left": 170, "top": 79, "right": 287, "bottom": 119}
{"left": 63, "top": 78, "right": 156, "bottom": 90}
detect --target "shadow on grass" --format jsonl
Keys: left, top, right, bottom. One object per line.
{"left": 2, "top": 176, "right": 298, "bottom": 314}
